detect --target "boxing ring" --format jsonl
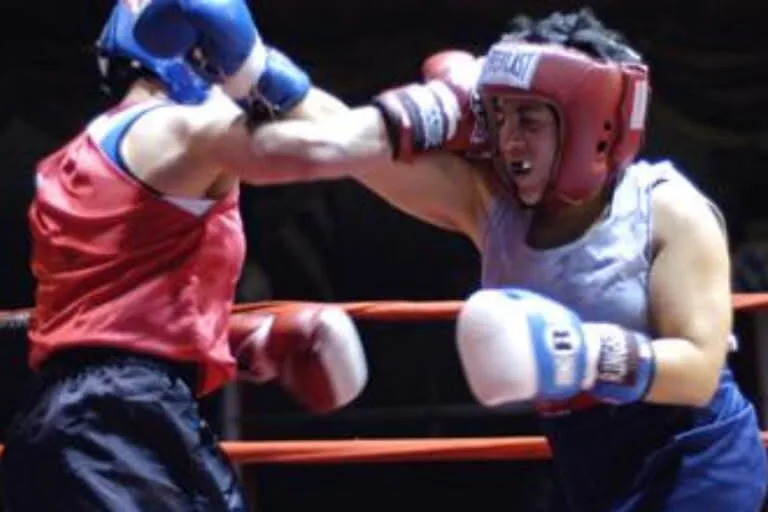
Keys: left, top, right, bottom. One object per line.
{"left": 2, "top": 293, "right": 768, "bottom": 464}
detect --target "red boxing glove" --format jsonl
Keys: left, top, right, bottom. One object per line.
{"left": 422, "top": 52, "right": 491, "bottom": 161}
{"left": 372, "top": 50, "right": 482, "bottom": 161}
{"left": 229, "top": 305, "right": 368, "bottom": 413}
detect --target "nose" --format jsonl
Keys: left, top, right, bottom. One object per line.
{"left": 498, "top": 118, "right": 526, "bottom": 157}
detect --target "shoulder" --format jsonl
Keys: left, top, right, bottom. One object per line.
{"left": 650, "top": 170, "right": 727, "bottom": 253}
{"left": 621, "top": 158, "right": 681, "bottom": 188}
{"left": 126, "top": 89, "right": 243, "bottom": 164}
{"left": 137, "top": 89, "right": 240, "bottom": 139}
{"left": 118, "top": 90, "right": 245, "bottom": 195}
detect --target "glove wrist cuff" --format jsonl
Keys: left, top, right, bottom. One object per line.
{"left": 582, "top": 323, "right": 655, "bottom": 404}
{"left": 372, "top": 81, "right": 460, "bottom": 161}
{"left": 222, "top": 40, "right": 268, "bottom": 100}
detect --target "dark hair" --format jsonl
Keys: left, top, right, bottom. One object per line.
{"left": 95, "top": 51, "right": 156, "bottom": 100}
{"left": 504, "top": 8, "right": 643, "bottom": 64}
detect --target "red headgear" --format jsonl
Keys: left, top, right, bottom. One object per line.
{"left": 476, "top": 40, "right": 649, "bottom": 206}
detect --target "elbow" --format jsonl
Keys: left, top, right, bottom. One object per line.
{"left": 648, "top": 337, "right": 726, "bottom": 408}
{"left": 689, "top": 374, "right": 719, "bottom": 408}
{"left": 688, "top": 356, "right": 724, "bottom": 407}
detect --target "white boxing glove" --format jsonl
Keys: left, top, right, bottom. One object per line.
{"left": 456, "top": 288, "right": 655, "bottom": 407}
{"left": 229, "top": 306, "right": 368, "bottom": 413}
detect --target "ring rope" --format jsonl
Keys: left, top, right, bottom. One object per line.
{"left": 2, "top": 292, "right": 768, "bottom": 464}
{"left": 1, "top": 434, "right": 767, "bottom": 464}
{"left": 233, "top": 292, "right": 768, "bottom": 318}
{"left": 3, "top": 292, "right": 768, "bottom": 326}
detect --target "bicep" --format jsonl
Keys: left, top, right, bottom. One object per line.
{"left": 648, "top": 185, "right": 732, "bottom": 358}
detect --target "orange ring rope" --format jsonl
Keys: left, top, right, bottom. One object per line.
{"left": 2, "top": 293, "right": 768, "bottom": 464}
{"left": 1, "top": 434, "right": 767, "bottom": 464}
{"left": 231, "top": 292, "right": 768, "bottom": 319}
{"left": 4, "top": 292, "right": 768, "bottom": 325}
{"left": 221, "top": 436, "right": 553, "bottom": 463}
{"left": 232, "top": 300, "right": 465, "bottom": 321}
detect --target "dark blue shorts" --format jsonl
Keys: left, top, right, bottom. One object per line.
{"left": 1, "top": 348, "right": 248, "bottom": 512}
{"left": 542, "top": 371, "right": 767, "bottom": 511}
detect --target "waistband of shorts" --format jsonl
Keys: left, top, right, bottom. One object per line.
{"left": 39, "top": 347, "right": 199, "bottom": 392}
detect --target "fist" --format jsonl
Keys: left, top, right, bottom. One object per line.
{"left": 372, "top": 49, "right": 483, "bottom": 160}
{"left": 230, "top": 305, "right": 368, "bottom": 413}
{"left": 422, "top": 50, "right": 481, "bottom": 90}
{"left": 456, "top": 288, "right": 592, "bottom": 405}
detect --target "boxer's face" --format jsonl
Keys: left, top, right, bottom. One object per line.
{"left": 489, "top": 97, "right": 558, "bottom": 206}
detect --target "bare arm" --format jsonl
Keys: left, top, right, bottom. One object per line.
{"left": 124, "top": 87, "right": 490, "bottom": 243}
{"left": 283, "top": 86, "right": 350, "bottom": 120}
{"left": 352, "top": 154, "right": 491, "bottom": 246}
{"left": 644, "top": 183, "right": 732, "bottom": 406}
{"left": 282, "top": 88, "right": 493, "bottom": 241}
{"left": 121, "top": 88, "right": 389, "bottom": 196}
{"left": 196, "top": 90, "right": 491, "bottom": 243}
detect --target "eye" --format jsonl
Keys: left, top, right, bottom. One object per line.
{"left": 520, "top": 116, "right": 544, "bottom": 131}
{"left": 489, "top": 97, "right": 506, "bottom": 125}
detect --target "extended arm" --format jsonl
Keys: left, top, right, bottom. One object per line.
{"left": 133, "top": 1, "right": 492, "bottom": 240}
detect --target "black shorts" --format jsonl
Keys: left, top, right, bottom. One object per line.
{"left": 1, "top": 348, "right": 248, "bottom": 512}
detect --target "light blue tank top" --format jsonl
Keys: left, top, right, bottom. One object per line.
{"left": 481, "top": 159, "right": 712, "bottom": 336}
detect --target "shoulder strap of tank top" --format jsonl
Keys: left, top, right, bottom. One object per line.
{"left": 87, "top": 100, "right": 170, "bottom": 174}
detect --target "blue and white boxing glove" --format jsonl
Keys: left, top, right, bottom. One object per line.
{"left": 456, "top": 288, "right": 656, "bottom": 406}
{"left": 131, "top": 0, "right": 310, "bottom": 119}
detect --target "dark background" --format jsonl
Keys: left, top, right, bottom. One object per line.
{"left": 1, "top": 0, "right": 767, "bottom": 510}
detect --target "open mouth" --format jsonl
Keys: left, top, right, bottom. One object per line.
{"left": 507, "top": 159, "right": 533, "bottom": 177}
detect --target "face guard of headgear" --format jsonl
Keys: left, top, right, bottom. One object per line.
{"left": 476, "top": 40, "right": 649, "bottom": 209}
{"left": 96, "top": 1, "right": 210, "bottom": 104}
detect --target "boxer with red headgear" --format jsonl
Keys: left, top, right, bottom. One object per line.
{"left": 139, "top": 6, "right": 765, "bottom": 510}
{"left": 476, "top": 36, "right": 648, "bottom": 208}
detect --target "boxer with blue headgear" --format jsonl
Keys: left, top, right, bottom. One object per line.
{"left": 1, "top": 1, "right": 372, "bottom": 510}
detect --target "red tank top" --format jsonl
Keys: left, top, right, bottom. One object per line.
{"left": 27, "top": 109, "right": 246, "bottom": 396}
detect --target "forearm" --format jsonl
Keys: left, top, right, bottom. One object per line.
{"left": 644, "top": 337, "right": 724, "bottom": 407}
{"left": 242, "top": 106, "right": 394, "bottom": 184}
{"left": 583, "top": 323, "right": 724, "bottom": 408}
{"left": 284, "top": 87, "right": 351, "bottom": 121}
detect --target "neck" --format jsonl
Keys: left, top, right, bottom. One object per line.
{"left": 123, "top": 78, "right": 168, "bottom": 103}
{"left": 527, "top": 185, "right": 612, "bottom": 249}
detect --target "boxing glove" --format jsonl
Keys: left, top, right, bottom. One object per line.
{"left": 456, "top": 288, "right": 655, "bottom": 406}
{"left": 422, "top": 52, "right": 490, "bottom": 159}
{"left": 372, "top": 50, "right": 482, "bottom": 161}
{"left": 229, "top": 306, "right": 368, "bottom": 413}
{"left": 132, "top": 0, "right": 310, "bottom": 117}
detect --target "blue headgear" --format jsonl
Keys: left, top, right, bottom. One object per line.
{"left": 96, "top": 2, "right": 209, "bottom": 104}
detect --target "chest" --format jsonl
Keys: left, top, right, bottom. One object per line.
{"left": 481, "top": 206, "right": 652, "bottom": 332}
